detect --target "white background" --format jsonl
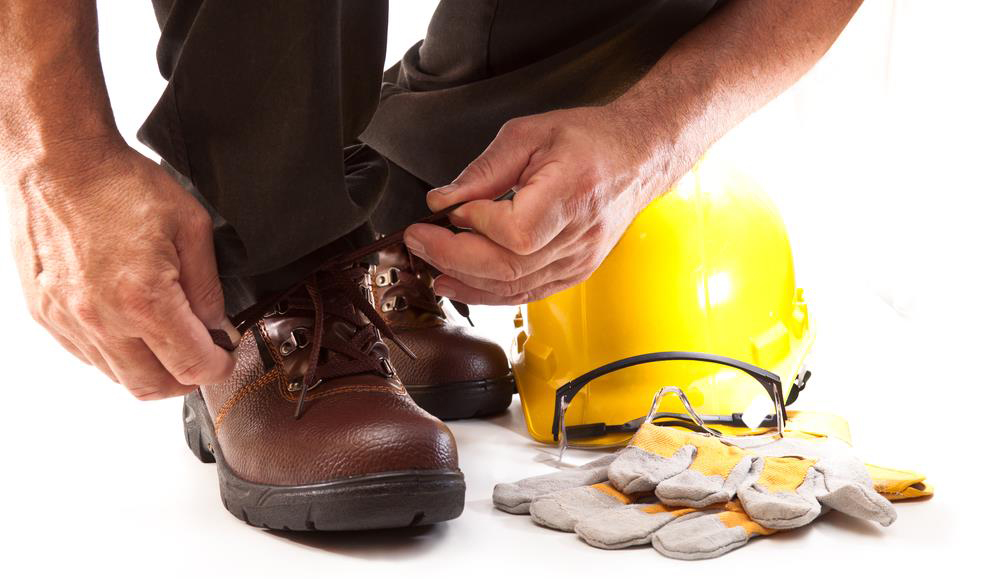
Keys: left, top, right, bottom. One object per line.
{"left": 1, "top": 1, "right": 997, "bottom": 576}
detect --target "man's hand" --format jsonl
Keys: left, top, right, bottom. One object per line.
{"left": 6, "top": 141, "right": 235, "bottom": 399}
{"left": 404, "top": 105, "right": 676, "bottom": 305}
{"left": 2, "top": 1, "right": 236, "bottom": 398}
{"left": 403, "top": 0, "right": 861, "bottom": 306}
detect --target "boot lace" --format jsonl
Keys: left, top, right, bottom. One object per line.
{"left": 207, "top": 194, "right": 506, "bottom": 417}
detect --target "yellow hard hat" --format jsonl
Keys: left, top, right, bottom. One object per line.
{"left": 512, "top": 157, "right": 814, "bottom": 446}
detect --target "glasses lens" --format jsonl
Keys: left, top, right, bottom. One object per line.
{"left": 561, "top": 358, "right": 780, "bottom": 447}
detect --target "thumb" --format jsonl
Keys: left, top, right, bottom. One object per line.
{"left": 427, "top": 119, "right": 536, "bottom": 212}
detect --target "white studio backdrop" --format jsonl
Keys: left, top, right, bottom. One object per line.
{"left": 0, "top": 1, "right": 996, "bottom": 577}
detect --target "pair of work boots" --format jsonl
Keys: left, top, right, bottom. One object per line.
{"left": 183, "top": 246, "right": 514, "bottom": 530}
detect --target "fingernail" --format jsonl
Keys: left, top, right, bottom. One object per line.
{"left": 404, "top": 232, "right": 425, "bottom": 255}
{"left": 430, "top": 183, "right": 459, "bottom": 196}
{"left": 435, "top": 283, "right": 455, "bottom": 298}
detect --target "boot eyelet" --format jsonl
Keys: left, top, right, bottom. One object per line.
{"left": 380, "top": 295, "right": 408, "bottom": 312}
{"left": 375, "top": 267, "right": 401, "bottom": 287}
{"left": 378, "top": 357, "right": 395, "bottom": 377}
{"left": 279, "top": 326, "right": 311, "bottom": 356}
{"left": 287, "top": 378, "right": 321, "bottom": 393}
{"left": 264, "top": 300, "right": 290, "bottom": 318}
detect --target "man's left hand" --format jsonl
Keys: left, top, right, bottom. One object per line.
{"left": 403, "top": 105, "right": 682, "bottom": 305}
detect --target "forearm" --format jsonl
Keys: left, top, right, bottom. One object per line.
{"left": 611, "top": 0, "right": 862, "bottom": 186}
{"left": 0, "top": 1, "right": 120, "bottom": 177}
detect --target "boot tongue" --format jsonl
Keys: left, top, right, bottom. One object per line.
{"left": 323, "top": 267, "right": 392, "bottom": 364}
{"left": 290, "top": 263, "right": 408, "bottom": 418}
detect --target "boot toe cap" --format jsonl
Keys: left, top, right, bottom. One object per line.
{"left": 220, "top": 385, "right": 459, "bottom": 486}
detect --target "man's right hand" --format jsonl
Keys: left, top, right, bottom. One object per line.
{"left": 5, "top": 141, "right": 236, "bottom": 399}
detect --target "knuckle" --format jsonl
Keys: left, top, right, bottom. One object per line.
{"left": 491, "top": 278, "right": 523, "bottom": 298}
{"left": 461, "top": 156, "right": 496, "bottom": 183}
{"left": 504, "top": 227, "right": 539, "bottom": 256}
{"left": 576, "top": 227, "right": 607, "bottom": 255}
{"left": 172, "top": 353, "right": 214, "bottom": 385}
{"left": 583, "top": 221, "right": 607, "bottom": 241}
{"left": 495, "top": 256, "right": 524, "bottom": 282}
{"left": 116, "top": 272, "right": 172, "bottom": 322}
{"left": 67, "top": 295, "right": 101, "bottom": 327}
{"left": 127, "top": 380, "right": 165, "bottom": 401}
{"left": 498, "top": 118, "right": 529, "bottom": 139}
{"left": 118, "top": 288, "right": 157, "bottom": 322}
{"left": 190, "top": 277, "right": 225, "bottom": 310}
{"left": 575, "top": 165, "right": 602, "bottom": 193}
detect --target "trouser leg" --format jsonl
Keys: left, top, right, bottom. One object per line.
{"left": 370, "top": 159, "right": 435, "bottom": 235}
{"left": 138, "top": 0, "right": 389, "bottom": 313}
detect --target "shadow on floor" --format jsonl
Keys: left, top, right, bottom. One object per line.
{"left": 820, "top": 510, "right": 891, "bottom": 537}
{"left": 266, "top": 521, "right": 450, "bottom": 560}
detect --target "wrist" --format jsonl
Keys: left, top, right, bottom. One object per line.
{"left": 600, "top": 96, "right": 698, "bottom": 202}
{"left": 1, "top": 132, "right": 128, "bottom": 193}
{"left": 603, "top": 53, "right": 723, "bottom": 183}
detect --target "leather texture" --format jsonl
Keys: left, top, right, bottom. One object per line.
{"left": 373, "top": 245, "right": 511, "bottom": 386}
{"left": 200, "top": 268, "right": 459, "bottom": 486}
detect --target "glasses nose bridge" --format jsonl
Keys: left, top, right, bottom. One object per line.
{"left": 552, "top": 352, "right": 787, "bottom": 451}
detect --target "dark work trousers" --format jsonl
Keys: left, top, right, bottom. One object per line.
{"left": 139, "top": 0, "right": 390, "bottom": 314}
{"left": 137, "top": 0, "right": 720, "bottom": 314}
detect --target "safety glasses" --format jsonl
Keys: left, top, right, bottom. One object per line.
{"left": 551, "top": 351, "right": 790, "bottom": 457}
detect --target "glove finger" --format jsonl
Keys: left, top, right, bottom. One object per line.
{"left": 608, "top": 444, "right": 696, "bottom": 495}
{"left": 736, "top": 456, "right": 822, "bottom": 530}
{"left": 654, "top": 456, "right": 752, "bottom": 507}
{"left": 575, "top": 502, "right": 698, "bottom": 550}
{"left": 866, "top": 463, "right": 933, "bottom": 500}
{"left": 611, "top": 424, "right": 749, "bottom": 498}
{"left": 530, "top": 482, "right": 645, "bottom": 531}
{"left": 493, "top": 453, "right": 617, "bottom": 514}
{"left": 815, "top": 459, "right": 897, "bottom": 526}
{"left": 651, "top": 502, "right": 776, "bottom": 561}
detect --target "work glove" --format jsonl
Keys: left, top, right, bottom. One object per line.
{"left": 530, "top": 482, "right": 776, "bottom": 560}
{"left": 607, "top": 423, "right": 896, "bottom": 530}
{"left": 493, "top": 453, "right": 617, "bottom": 515}
{"left": 494, "top": 424, "right": 928, "bottom": 560}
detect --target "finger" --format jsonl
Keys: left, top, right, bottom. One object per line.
{"left": 426, "top": 118, "right": 539, "bottom": 212}
{"left": 118, "top": 280, "right": 235, "bottom": 386}
{"left": 492, "top": 454, "right": 617, "bottom": 514}
{"left": 96, "top": 336, "right": 193, "bottom": 400}
{"left": 405, "top": 224, "right": 556, "bottom": 282}
{"left": 448, "top": 168, "right": 574, "bottom": 256}
{"left": 174, "top": 205, "right": 228, "bottom": 330}
{"left": 427, "top": 254, "right": 580, "bottom": 299}
{"left": 432, "top": 274, "right": 585, "bottom": 306}
{"left": 431, "top": 276, "right": 527, "bottom": 306}
{"left": 517, "top": 277, "right": 592, "bottom": 304}
{"left": 650, "top": 505, "right": 774, "bottom": 560}
{"left": 529, "top": 483, "right": 639, "bottom": 532}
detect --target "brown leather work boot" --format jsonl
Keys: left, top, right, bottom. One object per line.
{"left": 373, "top": 245, "right": 515, "bottom": 420}
{"left": 182, "top": 263, "right": 464, "bottom": 531}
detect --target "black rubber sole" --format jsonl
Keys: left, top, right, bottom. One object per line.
{"left": 182, "top": 391, "right": 466, "bottom": 531}
{"left": 405, "top": 372, "right": 516, "bottom": 420}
